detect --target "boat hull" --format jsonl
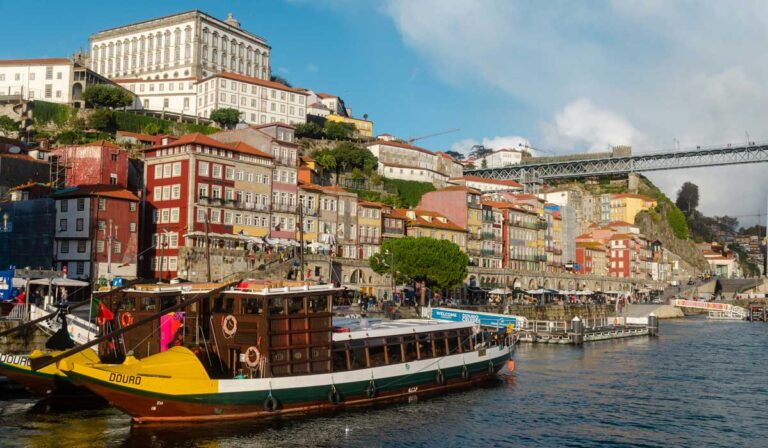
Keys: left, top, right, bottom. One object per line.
{"left": 0, "top": 350, "right": 99, "bottom": 397}
{"left": 63, "top": 345, "right": 513, "bottom": 423}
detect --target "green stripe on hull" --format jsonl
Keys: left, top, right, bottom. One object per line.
{"left": 0, "top": 363, "right": 61, "bottom": 382}
{"left": 68, "top": 352, "right": 509, "bottom": 407}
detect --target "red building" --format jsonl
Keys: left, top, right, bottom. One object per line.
{"left": 609, "top": 234, "right": 633, "bottom": 278}
{"left": 142, "top": 133, "right": 275, "bottom": 281}
{"left": 52, "top": 185, "right": 140, "bottom": 281}
{"left": 52, "top": 141, "right": 130, "bottom": 188}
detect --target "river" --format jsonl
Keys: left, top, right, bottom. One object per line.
{"left": 1, "top": 317, "right": 766, "bottom": 447}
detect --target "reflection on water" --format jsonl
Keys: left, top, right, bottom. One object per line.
{"left": 1, "top": 318, "right": 767, "bottom": 447}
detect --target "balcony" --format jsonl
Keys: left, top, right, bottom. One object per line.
{"left": 482, "top": 231, "right": 496, "bottom": 239}
{"left": 358, "top": 235, "right": 382, "bottom": 245}
{"left": 272, "top": 203, "right": 297, "bottom": 213}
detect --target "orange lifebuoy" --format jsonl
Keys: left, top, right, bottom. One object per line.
{"left": 222, "top": 314, "right": 237, "bottom": 338}
{"left": 120, "top": 312, "right": 134, "bottom": 327}
{"left": 244, "top": 346, "right": 261, "bottom": 368}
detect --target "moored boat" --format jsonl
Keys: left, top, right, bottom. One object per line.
{"left": 0, "top": 349, "right": 100, "bottom": 396}
{"left": 59, "top": 282, "right": 514, "bottom": 423}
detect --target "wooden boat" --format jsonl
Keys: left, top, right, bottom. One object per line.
{"left": 0, "top": 281, "right": 223, "bottom": 396}
{"left": 59, "top": 281, "right": 514, "bottom": 423}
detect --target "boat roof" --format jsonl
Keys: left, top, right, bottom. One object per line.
{"left": 331, "top": 318, "right": 473, "bottom": 342}
{"left": 226, "top": 283, "right": 342, "bottom": 296}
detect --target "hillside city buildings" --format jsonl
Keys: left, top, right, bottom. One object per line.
{"left": 0, "top": 10, "right": 733, "bottom": 297}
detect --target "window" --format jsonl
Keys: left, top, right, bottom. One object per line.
{"left": 45, "top": 84, "right": 52, "bottom": 98}
{"left": 162, "top": 186, "right": 171, "bottom": 200}
{"left": 76, "top": 262, "right": 84, "bottom": 275}
{"left": 98, "top": 198, "right": 106, "bottom": 211}
{"left": 198, "top": 161, "right": 209, "bottom": 176}
{"left": 96, "top": 240, "right": 105, "bottom": 253}
{"left": 76, "top": 218, "right": 84, "bottom": 232}
{"left": 172, "top": 185, "right": 181, "bottom": 200}
{"left": 130, "top": 222, "right": 136, "bottom": 233}
{"left": 163, "top": 164, "right": 172, "bottom": 178}
{"left": 61, "top": 241, "right": 69, "bottom": 253}
{"left": 59, "top": 219, "right": 67, "bottom": 231}
{"left": 212, "top": 164, "right": 222, "bottom": 178}
{"left": 77, "top": 241, "right": 87, "bottom": 253}
{"left": 172, "top": 162, "right": 182, "bottom": 176}
{"left": 130, "top": 202, "right": 137, "bottom": 212}
{"left": 60, "top": 200, "right": 68, "bottom": 212}
{"left": 225, "top": 167, "right": 235, "bottom": 180}
{"left": 77, "top": 198, "right": 85, "bottom": 211}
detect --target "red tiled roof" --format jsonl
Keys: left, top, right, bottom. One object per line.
{"left": 317, "top": 93, "right": 338, "bottom": 99}
{"left": 0, "top": 153, "right": 48, "bottom": 163}
{"left": 52, "top": 185, "right": 139, "bottom": 201}
{"left": 226, "top": 141, "right": 273, "bottom": 159}
{"left": 605, "top": 220, "right": 636, "bottom": 227}
{"left": 359, "top": 200, "right": 385, "bottom": 208}
{"left": 611, "top": 193, "right": 656, "bottom": 201}
{"left": 0, "top": 58, "right": 70, "bottom": 66}
{"left": 116, "top": 130, "right": 159, "bottom": 142}
{"left": 389, "top": 208, "right": 465, "bottom": 232}
{"left": 207, "top": 71, "right": 309, "bottom": 95}
{"left": 437, "top": 185, "right": 482, "bottom": 194}
{"left": 458, "top": 175, "right": 523, "bottom": 188}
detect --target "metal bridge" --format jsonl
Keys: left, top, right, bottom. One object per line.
{"left": 467, "top": 143, "right": 768, "bottom": 183}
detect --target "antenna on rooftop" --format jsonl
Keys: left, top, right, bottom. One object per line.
{"left": 407, "top": 128, "right": 460, "bottom": 144}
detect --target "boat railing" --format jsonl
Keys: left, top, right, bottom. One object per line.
{"left": 3, "top": 304, "right": 27, "bottom": 321}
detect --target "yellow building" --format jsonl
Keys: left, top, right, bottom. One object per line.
{"left": 227, "top": 142, "right": 274, "bottom": 237}
{"left": 391, "top": 209, "right": 467, "bottom": 250}
{"left": 326, "top": 114, "right": 374, "bottom": 137}
{"left": 358, "top": 201, "right": 384, "bottom": 259}
{"left": 298, "top": 183, "right": 322, "bottom": 244}
{"left": 610, "top": 194, "right": 657, "bottom": 224}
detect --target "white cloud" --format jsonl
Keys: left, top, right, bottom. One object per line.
{"left": 451, "top": 135, "right": 530, "bottom": 155}
{"left": 541, "top": 98, "right": 643, "bottom": 153}
{"left": 382, "top": 0, "right": 768, "bottom": 222}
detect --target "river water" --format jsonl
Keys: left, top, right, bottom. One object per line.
{"left": 1, "top": 317, "right": 766, "bottom": 447}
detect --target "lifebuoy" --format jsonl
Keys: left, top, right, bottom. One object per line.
{"left": 328, "top": 386, "right": 342, "bottom": 405}
{"left": 263, "top": 395, "right": 278, "bottom": 412}
{"left": 244, "top": 346, "right": 260, "bottom": 368}
{"left": 222, "top": 314, "right": 237, "bottom": 338}
{"left": 461, "top": 365, "right": 470, "bottom": 380}
{"left": 120, "top": 312, "right": 134, "bottom": 327}
{"left": 365, "top": 381, "right": 377, "bottom": 398}
{"left": 435, "top": 369, "right": 446, "bottom": 385}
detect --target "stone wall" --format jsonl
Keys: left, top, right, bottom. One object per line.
{"left": 0, "top": 322, "right": 50, "bottom": 353}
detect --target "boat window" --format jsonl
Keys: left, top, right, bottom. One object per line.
{"left": 417, "top": 333, "right": 432, "bottom": 359}
{"left": 288, "top": 297, "right": 305, "bottom": 315}
{"left": 367, "top": 338, "right": 387, "bottom": 367}
{"left": 432, "top": 331, "right": 447, "bottom": 357}
{"left": 460, "top": 329, "right": 472, "bottom": 352}
{"left": 224, "top": 298, "right": 234, "bottom": 314}
{"left": 386, "top": 337, "right": 403, "bottom": 364}
{"left": 116, "top": 297, "right": 135, "bottom": 311}
{"left": 447, "top": 330, "right": 461, "bottom": 354}
{"left": 213, "top": 297, "right": 224, "bottom": 313}
{"left": 308, "top": 296, "right": 328, "bottom": 313}
{"left": 349, "top": 340, "right": 366, "bottom": 370}
{"left": 332, "top": 342, "right": 349, "bottom": 371}
{"left": 161, "top": 296, "right": 178, "bottom": 310}
{"left": 241, "top": 298, "right": 262, "bottom": 315}
{"left": 269, "top": 297, "right": 285, "bottom": 315}
{"left": 403, "top": 335, "right": 418, "bottom": 362}
{"left": 140, "top": 296, "right": 156, "bottom": 311}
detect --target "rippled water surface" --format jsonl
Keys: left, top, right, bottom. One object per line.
{"left": 1, "top": 318, "right": 766, "bottom": 447}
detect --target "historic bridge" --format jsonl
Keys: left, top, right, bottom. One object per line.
{"left": 467, "top": 142, "right": 768, "bottom": 185}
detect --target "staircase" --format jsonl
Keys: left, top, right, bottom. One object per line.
{"left": 29, "top": 304, "right": 98, "bottom": 346}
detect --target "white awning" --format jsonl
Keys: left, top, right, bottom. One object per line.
{"left": 28, "top": 278, "right": 89, "bottom": 287}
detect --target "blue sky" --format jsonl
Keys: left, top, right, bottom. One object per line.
{"left": 1, "top": 0, "right": 767, "bottom": 225}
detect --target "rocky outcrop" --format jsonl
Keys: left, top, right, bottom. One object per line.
{"left": 635, "top": 208, "right": 708, "bottom": 273}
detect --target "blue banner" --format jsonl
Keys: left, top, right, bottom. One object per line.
{"left": 0, "top": 267, "right": 15, "bottom": 301}
{"left": 431, "top": 307, "right": 520, "bottom": 329}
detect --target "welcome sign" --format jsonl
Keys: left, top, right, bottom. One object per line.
{"left": 430, "top": 307, "right": 525, "bottom": 329}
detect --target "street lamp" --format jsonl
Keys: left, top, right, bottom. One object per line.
{"left": 384, "top": 249, "right": 395, "bottom": 300}
{"left": 157, "top": 227, "right": 170, "bottom": 284}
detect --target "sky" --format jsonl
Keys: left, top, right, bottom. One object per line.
{"left": 1, "top": 0, "right": 767, "bottom": 226}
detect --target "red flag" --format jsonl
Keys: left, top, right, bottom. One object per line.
{"left": 97, "top": 302, "right": 115, "bottom": 321}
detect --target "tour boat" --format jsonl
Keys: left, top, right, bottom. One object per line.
{"left": 59, "top": 282, "right": 514, "bottom": 423}
{"left": 0, "top": 281, "right": 222, "bottom": 396}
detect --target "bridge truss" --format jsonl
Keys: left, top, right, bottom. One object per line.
{"left": 467, "top": 144, "right": 768, "bottom": 184}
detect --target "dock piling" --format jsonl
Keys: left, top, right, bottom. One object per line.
{"left": 647, "top": 313, "right": 659, "bottom": 337}
{"left": 569, "top": 316, "right": 584, "bottom": 345}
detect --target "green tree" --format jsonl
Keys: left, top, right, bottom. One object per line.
{"left": 142, "top": 122, "right": 164, "bottom": 135}
{"left": 0, "top": 115, "right": 18, "bottom": 135}
{"left": 269, "top": 74, "right": 292, "bottom": 87}
{"left": 469, "top": 144, "right": 493, "bottom": 159}
{"left": 294, "top": 122, "right": 323, "bottom": 139}
{"left": 675, "top": 181, "right": 699, "bottom": 216}
{"left": 666, "top": 205, "right": 690, "bottom": 240}
{"left": 210, "top": 108, "right": 242, "bottom": 129}
{"left": 323, "top": 121, "right": 355, "bottom": 140}
{"left": 370, "top": 237, "right": 469, "bottom": 304}
{"left": 445, "top": 150, "right": 464, "bottom": 160}
{"left": 88, "top": 109, "right": 116, "bottom": 132}
{"left": 81, "top": 84, "right": 133, "bottom": 109}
